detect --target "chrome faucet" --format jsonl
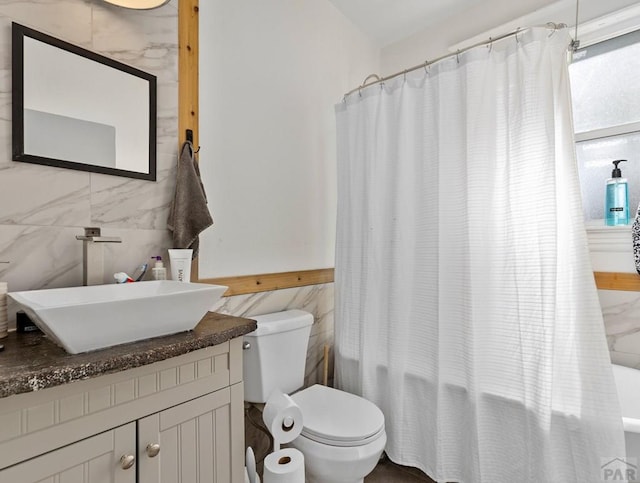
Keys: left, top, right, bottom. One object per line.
{"left": 76, "top": 227, "right": 122, "bottom": 286}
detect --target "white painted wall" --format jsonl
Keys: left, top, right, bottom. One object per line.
{"left": 198, "top": 0, "right": 379, "bottom": 278}
{"left": 381, "top": 0, "right": 640, "bottom": 75}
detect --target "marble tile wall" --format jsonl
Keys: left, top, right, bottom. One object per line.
{"left": 211, "top": 282, "right": 335, "bottom": 388}
{"left": 599, "top": 290, "right": 640, "bottom": 370}
{"left": 588, "top": 229, "right": 640, "bottom": 368}
{"left": 0, "top": 0, "right": 177, "bottom": 310}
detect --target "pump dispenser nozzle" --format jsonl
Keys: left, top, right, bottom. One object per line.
{"left": 151, "top": 255, "right": 167, "bottom": 280}
{"left": 612, "top": 159, "right": 627, "bottom": 178}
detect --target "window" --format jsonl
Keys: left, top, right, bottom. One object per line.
{"left": 569, "top": 28, "right": 640, "bottom": 223}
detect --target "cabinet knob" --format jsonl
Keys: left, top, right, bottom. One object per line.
{"left": 243, "top": 341, "right": 251, "bottom": 350}
{"left": 120, "top": 454, "right": 136, "bottom": 470}
{"left": 146, "top": 442, "right": 161, "bottom": 458}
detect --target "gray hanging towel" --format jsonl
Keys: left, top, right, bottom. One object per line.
{"left": 167, "top": 141, "right": 213, "bottom": 258}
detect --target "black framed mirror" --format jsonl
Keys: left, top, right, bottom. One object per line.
{"left": 12, "top": 22, "right": 157, "bottom": 181}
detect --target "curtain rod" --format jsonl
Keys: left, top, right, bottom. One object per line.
{"left": 343, "top": 22, "right": 569, "bottom": 99}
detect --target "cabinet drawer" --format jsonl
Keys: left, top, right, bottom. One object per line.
{"left": 0, "top": 341, "right": 240, "bottom": 470}
{"left": 0, "top": 423, "right": 136, "bottom": 483}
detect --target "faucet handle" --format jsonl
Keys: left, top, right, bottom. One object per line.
{"left": 76, "top": 227, "right": 121, "bottom": 243}
{"left": 76, "top": 227, "right": 101, "bottom": 241}
{"left": 84, "top": 227, "right": 101, "bottom": 237}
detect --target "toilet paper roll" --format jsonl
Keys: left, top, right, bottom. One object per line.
{"left": 263, "top": 448, "right": 305, "bottom": 483}
{"left": 262, "top": 391, "right": 303, "bottom": 447}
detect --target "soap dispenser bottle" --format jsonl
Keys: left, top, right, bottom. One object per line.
{"left": 151, "top": 256, "right": 167, "bottom": 280}
{"left": 605, "top": 159, "right": 629, "bottom": 226}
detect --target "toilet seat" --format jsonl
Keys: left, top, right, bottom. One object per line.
{"left": 291, "top": 385, "right": 385, "bottom": 447}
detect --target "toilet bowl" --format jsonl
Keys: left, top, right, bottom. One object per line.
{"left": 243, "top": 310, "right": 386, "bottom": 483}
{"left": 289, "top": 384, "right": 386, "bottom": 483}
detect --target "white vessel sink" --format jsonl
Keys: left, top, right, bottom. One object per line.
{"left": 8, "top": 281, "right": 228, "bottom": 354}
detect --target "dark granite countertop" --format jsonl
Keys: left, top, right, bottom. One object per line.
{"left": 0, "top": 312, "right": 256, "bottom": 399}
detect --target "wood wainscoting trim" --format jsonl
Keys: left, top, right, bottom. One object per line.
{"left": 594, "top": 272, "right": 640, "bottom": 291}
{"left": 200, "top": 268, "right": 335, "bottom": 296}
{"left": 179, "top": 0, "right": 200, "bottom": 281}
{"left": 178, "top": 0, "right": 198, "bottom": 146}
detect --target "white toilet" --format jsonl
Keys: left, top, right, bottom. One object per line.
{"left": 243, "top": 310, "right": 386, "bottom": 483}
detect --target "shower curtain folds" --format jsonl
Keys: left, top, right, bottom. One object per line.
{"left": 334, "top": 27, "right": 625, "bottom": 483}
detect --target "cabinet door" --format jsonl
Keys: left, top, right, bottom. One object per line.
{"left": 138, "top": 386, "right": 244, "bottom": 483}
{"left": 0, "top": 423, "right": 136, "bottom": 483}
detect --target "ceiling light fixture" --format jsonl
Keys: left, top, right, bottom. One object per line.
{"left": 102, "top": 0, "right": 171, "bottom": 10}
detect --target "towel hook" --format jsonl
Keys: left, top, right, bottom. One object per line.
{"left": 185, "top": 129, "right": 201, "bottom": 153}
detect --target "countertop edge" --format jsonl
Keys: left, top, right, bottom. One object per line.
{"left": 0, "top": 312, "right": 257, "bottom": 399}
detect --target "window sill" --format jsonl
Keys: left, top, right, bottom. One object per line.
{"left": 585, "top": 221, "right": 640, "bottom": 291}
{"left": 586, "top": 221, "right": 631, "bottom": 253}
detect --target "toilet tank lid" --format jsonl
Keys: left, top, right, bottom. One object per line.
{"left": 246, "top": 310, "right": 313, "bottom": 337}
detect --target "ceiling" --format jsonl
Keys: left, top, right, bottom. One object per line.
{"left": 326, "top": 0, "right": 486, "bottom": 46}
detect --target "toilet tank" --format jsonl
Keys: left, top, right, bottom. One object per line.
{"left": 243, "top": 310, "right": 313, "bottom": 403}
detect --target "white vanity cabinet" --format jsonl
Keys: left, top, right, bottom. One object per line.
{"left": 138, "top": 387, "right": 237, "bottom": 483}
{"left": 0, "top": 423, "right": 136, "bottom": 483}
{"left": 0, "top": 338, "right": 246, "bottom": 483}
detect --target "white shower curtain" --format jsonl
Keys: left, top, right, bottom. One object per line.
{"left": 335, "top": 27, "right": 626, "bottom": 483}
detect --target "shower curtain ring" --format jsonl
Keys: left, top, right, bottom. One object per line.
{"left": 424, "top": 61, "right": 430, "bottom": 75}
{"left": 487, "top": 37, "right": 493, "bottom": 53}
{"left": 361, "top": 74, "right": 381, "bottom": 87}
{"left": 456, "top": 50, "right": 461, "bottom": 64}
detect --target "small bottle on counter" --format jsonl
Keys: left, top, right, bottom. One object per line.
{"left": 151, "top": 256, "right": 167, "bottom": 280}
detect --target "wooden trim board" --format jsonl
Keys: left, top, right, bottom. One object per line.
{"left": 204, "top": 269, "right": 640, "bottom": 295}
{"left": 178, "top": 0, "right": 198, "bottom": 148}
{"left": 203, "top": 268, "right": 640, "bottom": 296}
{"left": 179, "top": 0, "right": 200, "bottom": 282}
{"left": 201, "top": 268, "right": 335, "bottom": 296}
{"left": 594, "top": 272, "right": 640, "bottom": 291}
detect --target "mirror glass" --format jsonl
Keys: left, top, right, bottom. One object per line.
{"left": 12, "top": 22, "right": 157, "bottom": 181}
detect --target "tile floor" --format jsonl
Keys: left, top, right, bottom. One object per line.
{"left": 366, "top": 456, "right": 435, "bottom": 483}
{"left": 246, "top": 404, "right": 437, "bottom": 482}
